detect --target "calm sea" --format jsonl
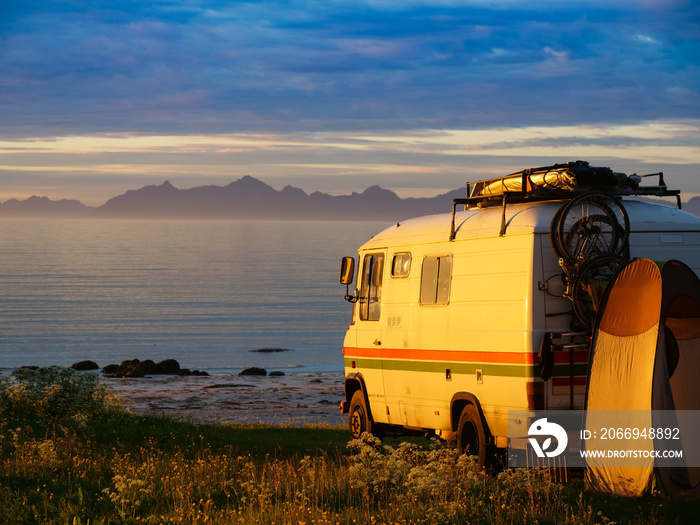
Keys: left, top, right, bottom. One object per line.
{"left": 0, "top": 218, "right": 387, "bottom": 374}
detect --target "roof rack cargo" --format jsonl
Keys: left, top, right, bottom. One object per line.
{"left": 449, "top": 160, "right": 681, "bottom": 240}
{"left": 461, "top": 160, "right": 679, "bottom": 207}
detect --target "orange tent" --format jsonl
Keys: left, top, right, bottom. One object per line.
{"left": 585, "top": 258, "right": 700, "bottom": 496}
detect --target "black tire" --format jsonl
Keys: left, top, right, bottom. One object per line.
{"left": 600, "top": 194, "right": 631, "bottom": 259}
{"left": 348, "top": 390, "right": 372, "bottom": 439}
{"left": 549, "top": 202, "right": 568, "bottom": 260}
{"left": 562, "top": 214, "right": 618, "bottom": 261}
{"left": 570, "top": 255, "right": 628, "bottom": 327}
{"left": 457, "top": 404, "right": 487, "bottom": 467}
{"left": 558, "top": 197, "right": 618, "bottom": 262}
{"left": 557, "top": 192, "right": 629, "bottom": 263}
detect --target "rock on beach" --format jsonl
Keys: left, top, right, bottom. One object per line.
{"left": 239, "top": 367, "right": 267, "bottom": 376}
{"left": 70, "top": 360, "right": 100, "bottom": 371}
{"left": 106, "top": 358, "right": 208, "bottom": 378}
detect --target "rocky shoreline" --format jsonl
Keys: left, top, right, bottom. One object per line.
{"left": 68, "top": 358, "right": 210, "bottom": 377}
{"left": 13, "top": 358, "right": 347, "bottom": 427}
{"left": 68, "top": 358, "right": 291, "bottom": 379}
{"left": 103, "top": 370, "right": 346, "bottom": 427}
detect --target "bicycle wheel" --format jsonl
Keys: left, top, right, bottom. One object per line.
{"left": 562, "top": 214, "right": 617, "bottom": 261}
{"left": 599, "top": 193, "right": 630, "bottom": 258}
{"left": 570, "top": 255, "right": 628, "bottom": 327}
{"left": 557, "top": 192, "right": 628, "bottom": 262}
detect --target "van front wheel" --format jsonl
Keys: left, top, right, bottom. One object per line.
{"left": 457, "top": 404, "right": 486, "bottom": 467}
{"left": 349, "top": 390, "right": 372, "bottom": 438}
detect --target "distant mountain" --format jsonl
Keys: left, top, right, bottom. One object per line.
{"left": 90, "top": 176, "right": 466, "bottom": 221}
{"left": 0, "top": 195, "right": 94, "bottom": 218}
{"left": 684, "top": 197, "right": 700, "bottom": 217}
{"left": 9, "top": 176, "right": 697, "bottom": 221}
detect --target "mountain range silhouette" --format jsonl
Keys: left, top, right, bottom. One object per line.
{"left": 0, "top": 176, "right": 464, "bottom": 221}
{"left": 1, "top": 175, "right": 698, "bottom": 220}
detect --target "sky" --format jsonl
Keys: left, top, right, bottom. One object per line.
{"left": 0, "top": 0, "right": 698, "bottom": 206}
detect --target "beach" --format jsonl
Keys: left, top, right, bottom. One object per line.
{"left": 103, "top": 371, "right": 347, "bottom": 427}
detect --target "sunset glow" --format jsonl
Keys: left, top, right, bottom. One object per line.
{"left": 0, "top": 1, "right": 697, "bottom": 205}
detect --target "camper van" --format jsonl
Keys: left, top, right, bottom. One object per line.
{"left": 338, "top": 161, "right": 700, "bottom": 467}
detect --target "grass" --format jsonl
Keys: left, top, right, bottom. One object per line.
{"left": 1, "top": 367, "right": 698, "bottom": 524}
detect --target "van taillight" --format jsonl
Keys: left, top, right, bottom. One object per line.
{"left": 527, "top": 381, "right": 544, "bottom": 410}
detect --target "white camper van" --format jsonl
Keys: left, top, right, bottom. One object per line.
{"left": 338, "top": 161, "right": 700, "bottom": 466}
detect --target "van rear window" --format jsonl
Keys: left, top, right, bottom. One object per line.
{"left": 420, "top": 255, "right": 452, "bottom": 305}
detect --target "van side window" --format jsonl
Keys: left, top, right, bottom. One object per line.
{"left": 359, "top": 253, "right": 384, "bottom": 321}
{"left": 391, "top": 252, "right": 411, "bottom": 278}
{"left": 420, "top": 255, "right": 452, "bottom": 305}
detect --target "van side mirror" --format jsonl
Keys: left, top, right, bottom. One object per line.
{"left": 340, "top": 257, "right": 358, "bottom": 303}
{"left": 340, "top": 257, "right": 355, "bottom": 285}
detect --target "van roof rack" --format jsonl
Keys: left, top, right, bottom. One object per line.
{"left": 460, "top": 160, "right": 680, "bottom": 209}
{"left": 449, "top": 160, "right": 681, "bottom": 241}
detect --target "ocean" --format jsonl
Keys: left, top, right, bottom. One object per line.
{"left": 0, "top": 218, "right": 388, "bottom": 375}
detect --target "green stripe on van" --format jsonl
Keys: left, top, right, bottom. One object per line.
{"left": 344, "top": 357, "right": 536, "bottom": 378}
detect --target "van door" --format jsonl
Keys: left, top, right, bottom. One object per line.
{"left": 354, "top": 252, "right": 387, "bottom": 422}
{"left": 539, "top": 235, "right": 588, "bottom": 409}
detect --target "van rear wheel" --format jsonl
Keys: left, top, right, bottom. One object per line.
{"left": 457, "top": 404, "right": 487, "bottom": 468}
{"left": 349, "top": 390, "right": 372, "bottom": 439}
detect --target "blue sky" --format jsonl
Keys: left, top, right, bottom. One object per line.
{"left": 0, "top": 0, "right": 698, "bottom": 205}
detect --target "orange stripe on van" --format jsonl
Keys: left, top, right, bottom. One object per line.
{"left": 343, "top": 346, "right": 536, "bottom": 365}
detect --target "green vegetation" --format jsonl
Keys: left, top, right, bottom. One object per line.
{"left": 0, "top": 367, "right": 697, "bottom": 524}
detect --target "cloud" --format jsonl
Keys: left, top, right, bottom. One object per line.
{"left": 0, "top": 0, "right": 697, "bottom": 138}
{"left": 0, "top": 119, "right": 698, "bottom": 205}
{"left": 0, "top": 1, "right": 697, "bottom": 204}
